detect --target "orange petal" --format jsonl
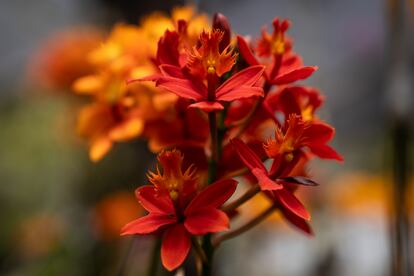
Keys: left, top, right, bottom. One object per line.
{"left": 73, "top": 75, "right": 102, "bottom": 94}
{"left": 109, "top": 118, "right": 143, "bottom": 141}
{"left": 90, "top": 138, "right": 112, "bottom": 162}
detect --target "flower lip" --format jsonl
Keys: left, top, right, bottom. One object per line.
{"left": 186, "top": 29, "right": 237, "bottom": 78}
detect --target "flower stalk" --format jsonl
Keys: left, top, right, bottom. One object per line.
{"left": 222, "top": 184, "right": 261, "bottom": 213}
{"left": 212, "top": 204, "right": 278, "bottom": 247}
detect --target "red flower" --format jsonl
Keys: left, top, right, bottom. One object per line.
{"left": 265, "top": 86, "right": 324, "bottom": 123}
{"left": 264, "top": 115, "right": 343, "bottom": 176}
{"left": 237, "top": 18, "right": 317, "bottom": 85}
{"left": 187, "top": 30, "right": 237, "bottom": 79}
{"left": 132, "top": 29, "right": 266, "bottom": 112}
{"left": 231, "top": 138, "right": 313, "bottom": 221}
{"left": 256, "top": 18, "right": 291, "bottom": 57}
{"left": 121, "top": 150, "right": 237, "bottom": 271}
{"left": 155, "top": 64, "right": 265, "bottom": 112}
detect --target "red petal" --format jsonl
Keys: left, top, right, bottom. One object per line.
{"left": 127, "top": 73, "right": 161, "bottom": 84}
{"left": 251, "top": 168, "right": 283, "bottom": 190}
{"left": 215, "top": 65, "right": 264, "bottom": 99}
{"left": 231, "top": 138, "right": 267, "bottom": 171}
{"left": 275, "top": 189, "right": 310, "bottom": 221}
{"left": 157, "top": 77, "right": 207, "bottom": 101}
{"left": 156, "top": 30, "right": 180, "bottom": 66}
{"left": 135, "top": 186, "right": 175, "bottom": 214}
{"left": 277, "top": 87, "right": 302, "bottom": 115}
{"left": 272, "top": 66, "right": 318, "bottom": 85}
{"left": 309, "top": 144, "right": 344, "bottom": 161}
{"left": 213, "top": 13, "right": 231, "bottom": 51}
{"left": 237, "top": 36, "right": 259, "bottom": 66}
{"left": 280, "top": 206, "right": 314, "bottom": 236}
{"left": 303, "top": 122, "right": 335, "bottom": 144}
{"left": 120, "top": 214, "right": 176, "bottom": 235}
{"left": 216, "top": 85, "right": 264, "bottom": 101}
{"left": 184, "top": 208, "right": 229, "bottom": 235}
{"left": 188, "top": 101, "right": 224, "bottom": 112}
{"left": 159, "top": 64, "right": 185, "bottom": 78}
{"left": 185, "top": 179, "right": 238, "bottom": 213}
{"left": 161, "top": 224, "right": 191, "bottom": 271}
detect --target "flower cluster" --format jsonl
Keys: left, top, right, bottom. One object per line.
{"left": 122, "top": 12, "right": 342, "bottom": 271}
{"left": 70, "top": 7, "right": 209, "bottom": 161}
{"left": 39, "top": 7, "right": 342, "bottom": 274}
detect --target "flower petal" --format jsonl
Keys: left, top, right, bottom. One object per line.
{"left": 252, "top": 168, "right": 283, "bottom": 190}
{"left": 185, "top": 179, "right": 238, "bottom": 213}
{"left": 90, "top": 138, "right": 112, "bottom": 162}
{"left": 275, "top": 189, "right": 310, "bottom": 221}
{"left": 156, "top": 30, "right": 180, "bottom": 66}
{"left": 188, "top": 101, "right": 224, "bottom": 112}
{"left": 127, "top": 73, "right": 162, "bottom": 84}
{"left": 120, "top": 214, "right": 176, "bottom": 235}
{"left": 109, "top": 117, "right": 144, "bottom": 141}
{"left": 156, "top": 77, "right": 207, "bottom": 101}
{"left": 272, "top": 66, "right": 317, "bottom": 85}
{"left": 159, "top": 64, "right": 185, "bottom": 78}
{"left": 73, "top": 75, "right": 102, "bottom": 94}
{"left": 135, "top": 186, "right": 175, "bottom": 214}
{"left": 237, "top": 36, "right": 259, "bottom": 66}
{"left": 215, "top": 65, "right": 264, "bottom": 99}
{"left": 303, "top": 122, "right": 335, "bottom": 144}
{"left": 276, "top": 87, "right": 302, "bottom": 115}
{"left": 216, "top": 85, "right": 264, "bottom": 102}
{"left": 231, "top": 138, "right": 267, "bottom": 171}
{"left": 280, "top": 206, "right": 314, "bottom": 236}
{"left": 184, "top": 208, "right": 229, "bottom": 235}
{"left": 161, "top": 224, "right": 191, "bottom": 271}
{"left": 308, "top": 144, "right": 343, "bottom": 161}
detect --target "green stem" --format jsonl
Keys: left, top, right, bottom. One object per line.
{"left": 201, "top": 234, "right": 214, "bottom": 276}
{"left": 202, "top": 110, "right": 221, "bottom": 276}
{"left": 192, "top": 237, "right": 208, "bottom": 264}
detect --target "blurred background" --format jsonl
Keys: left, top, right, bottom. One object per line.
{"left": 0, "top": 0, "right": 413, "bottom": 275}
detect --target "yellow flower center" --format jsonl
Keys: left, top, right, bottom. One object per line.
{"left": 301, "top": 106, "right": 314, "bottom": 121}
{"left": 169, "top": 190, "right": 179, "bottom": 201}
{"left": 207, "top": 58, "right": 217, "bottom": 74}
{"left": 272, "top": 33, "right": 285, "bottom": 55}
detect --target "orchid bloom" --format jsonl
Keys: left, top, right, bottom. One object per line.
{"left": 264, "top": 115, "right": 343, "bottom": 176}
{"left": 156, "top": 63, "right": 265, "bottom": 112}
{"left": 121, "top": 150, "right": 237, "bottom": 271}
{"left": 237, "top": 18, "right": 317, "bottom": 85}
{"left": 134, "top": 28, "right": 266, "bottom": 112}
{"left": 265, "top": 86, "right": 324, "bottom": 123}
{"left": 231, "top": 138, "right": 314, "bottom": 221}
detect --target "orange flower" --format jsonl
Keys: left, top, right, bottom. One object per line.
{"left": 69, "top": 7, "right": 209, "bottom": 161}
{"left": 187, "top": 30, "right": 237, "bottom": 78}
{"left": 77, "top": 101, "right": 143, "bottom": 161}
{"left": 29, "top": 27, "right": 103, "bottom": 90}
{"left": 93, "top": 191, "right": 143, "bottom": 240}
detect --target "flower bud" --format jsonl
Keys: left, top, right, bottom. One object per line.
{"left": 212, "top": 13, "right": 231, "bottom": 51}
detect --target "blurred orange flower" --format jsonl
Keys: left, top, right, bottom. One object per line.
{"left": 93, "top": 191, "right": 143, "bottom": 240}
{"left": 69, "top": 7, "right": 209, "bottom": 161}
{"left": 29, "top": 27, "right": 103, "bottom": 90}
